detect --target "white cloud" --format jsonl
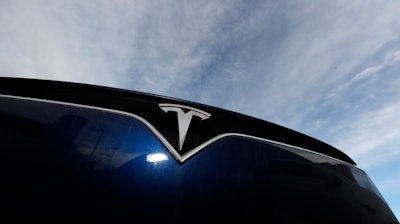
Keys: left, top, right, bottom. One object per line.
{"left": 211, "top": 1, "right": 400, "bottom": 129}
{"left": 331, "top": 102, "right": 400, "bottom": 168}
{"left": 2, "top": 0, "right": 400, "bottom": 105}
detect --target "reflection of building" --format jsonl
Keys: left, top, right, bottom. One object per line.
{"left": 0, "top": 77, "right": 398, "bottom": 223}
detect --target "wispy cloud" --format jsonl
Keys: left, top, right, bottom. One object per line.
{"left": 328, "top": 49, "right": 400, "bottom": 100}
{"left": 333, "top": 102, "right": 400, "bottom": 168}
{"left": 207, "top": 1, "right": 400, "bottom": 127}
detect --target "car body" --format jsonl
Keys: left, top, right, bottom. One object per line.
{"left": 0, "top": 77, "right": 398, "bottom": 223}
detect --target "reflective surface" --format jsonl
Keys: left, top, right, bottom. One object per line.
{"left": 1, "top": 95, "right": 398, "bottom": 223}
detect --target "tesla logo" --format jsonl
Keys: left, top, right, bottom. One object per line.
{"left": 159, "top": 103, "right": 211, "bottom": 151}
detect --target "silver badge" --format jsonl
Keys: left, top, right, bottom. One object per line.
{"left": 159, "top": 103, "right": 211, "bottom": 151}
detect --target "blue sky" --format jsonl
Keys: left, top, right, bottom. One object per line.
{"left": 1, "top": 0, "right": 399, "bottom": 219}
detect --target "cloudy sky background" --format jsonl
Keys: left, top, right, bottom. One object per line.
{"left": 1, "top": 0, "right": 399, "bottom": 218}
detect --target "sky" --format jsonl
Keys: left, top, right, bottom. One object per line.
{"left": 1, "top": 0, "right": 399, "bottom": 219}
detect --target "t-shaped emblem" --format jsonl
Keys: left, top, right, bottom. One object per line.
{"left": 159, "top": 103, "right": 211, "bottom": 151}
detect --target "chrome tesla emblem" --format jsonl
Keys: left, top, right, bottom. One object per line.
{"left": 159, "top": 103, "right": 211, "bottom": 151}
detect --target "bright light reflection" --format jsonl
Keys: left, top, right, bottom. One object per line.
{"left": 146, "top": 153, "right": 168, "bottom": 163}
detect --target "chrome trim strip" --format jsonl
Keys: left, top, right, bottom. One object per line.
{"left": 0, "top": 94, "right": 352, "bottom": 165}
